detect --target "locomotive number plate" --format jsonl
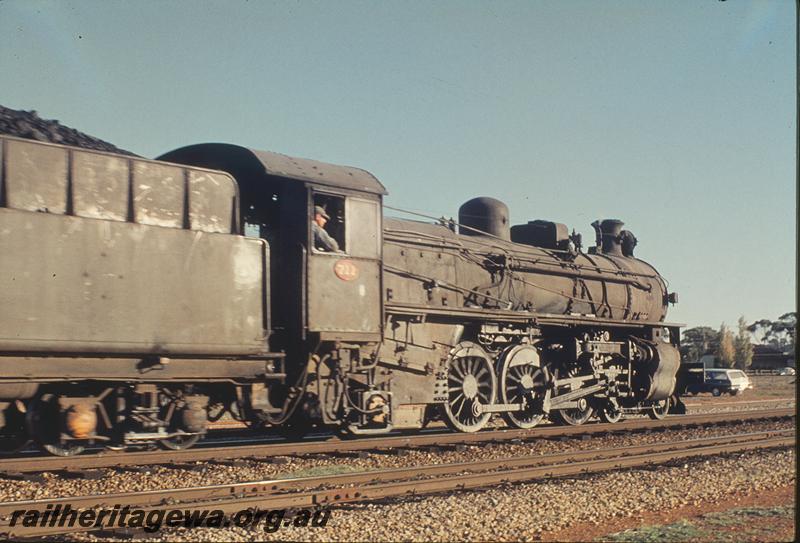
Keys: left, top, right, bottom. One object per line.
{"left": 334, "top": 259, "right": 359, "bottom": 281}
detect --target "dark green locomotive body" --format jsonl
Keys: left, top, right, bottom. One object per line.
{"left": 0, "top": 135, "right": 683, "bottom": 454}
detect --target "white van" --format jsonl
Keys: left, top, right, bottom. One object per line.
{"left": 704, "top": 369, "right": 753, "bottom": 396}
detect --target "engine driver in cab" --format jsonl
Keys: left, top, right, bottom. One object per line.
{"left": 312, "top": 205, "right": 340, "bottom": 252}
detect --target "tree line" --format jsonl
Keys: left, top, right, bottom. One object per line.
{"left": 679, "top": 312, "right": 796, "bottom": 370}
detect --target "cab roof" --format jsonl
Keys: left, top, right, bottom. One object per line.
{"left": 158, "top": 143, "right": 387, "bottom": 196}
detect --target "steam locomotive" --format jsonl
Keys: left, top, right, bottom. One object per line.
{"left": 0, "top": 135, "right": 682, "bottom": 455}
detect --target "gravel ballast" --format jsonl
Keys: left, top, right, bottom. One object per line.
{"left": 62, "top": 447, "right": 794, "bottom": 542}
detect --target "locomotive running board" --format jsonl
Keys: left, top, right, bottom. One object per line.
{"left": 385, "top": 302, "right": 684, "bottom": 329}
{"left": 0, "top": 355, "right": 285, "bottom": 381}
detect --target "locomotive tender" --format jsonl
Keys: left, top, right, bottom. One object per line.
{"left": 0, "top": 135, "right": 681, "bottom": 455}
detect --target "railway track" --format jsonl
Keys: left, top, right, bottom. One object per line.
{"left": 683, "top": 397, "right": 796, "bottom": 407}
{"left": 0, "top": 408, "right": 793, "bottom": 476}
{"left": 0, "top": 428, "right": 793, "bottom": 538}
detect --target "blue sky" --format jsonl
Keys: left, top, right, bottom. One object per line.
{"left": 1, "top": 0, "right": 795, "bottom": 329}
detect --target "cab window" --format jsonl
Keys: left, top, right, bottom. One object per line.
{"left": 310, "top": 193, "right": 381, "bottom": 258}
{"left": 346, "top": 197, "right": 380, "bottom": 259}
{"left": 312, "top": 193, "right": 346, "bottom": 253}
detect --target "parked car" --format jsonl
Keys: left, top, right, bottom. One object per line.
{"left": 777, "top": 367, "right": 796, "bottom": 376}
{"left": 702, "top": 369, "right": 753, "bottom": 396}
{"left": 681, "top": 367, "right": 753, "bottom": 396}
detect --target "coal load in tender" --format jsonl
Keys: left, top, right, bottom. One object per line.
{"left": 0, "top": 104, "right": 138, "bottom": 156}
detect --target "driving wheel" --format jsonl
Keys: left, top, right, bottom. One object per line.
{"left": 549, "top": 367, "right": 595, "bottom": 426}
{"left": 598, "top": 400, "right": 623, "bottom": 424}
{"left": 442, "top": 342, "right": 497, "bottom": 433}
{"left": 497, "top": 345, "right": 546, "bottom": 429}
{"left": 552, "top": 397, "right": 595, "bottom": 426}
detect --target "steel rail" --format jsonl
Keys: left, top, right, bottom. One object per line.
{"left": 0, "top": 429, "right": 791, "bottom": 516}
{"left": 314, "top": 435, "right": 793, "bottom": 505}
{"left": 0, "top": 432, "right": 793, "bottom": 538}
{"left": 0, "top": 408, "right": 793, "bottom": 475}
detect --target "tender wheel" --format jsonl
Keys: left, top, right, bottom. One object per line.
{"left": 552, "top": 398, "right": 595, "bottom": 426}
{"left": 277, "top": 422, "right": 311, "bottom": 439}
{"left": 647, "top": 398, "right": 670, "bottom": 420}
{"left": 442, "top": 342, "right": 497, "bottom": 433}
{"left": 0, "top": 401, "right": 30, "bottom": 453}
{"left": 276, "top": 405, "right": 314, "bottom": 439}
{"left": 158, "top": 393, "right": 206, "bottom": 451}
{"left": 497, "top": 345, "right": 546, "bottom": 429}
{"left": 41, "top": 442, "right": 86, "bottom": 456}
{"left": 26, "top": 394, "right": 86, "bottom": 457}
{"left": 160, "top": 434, "right": 200, "bottom": 450}
{"left": 598, "top": 401, "right": 623, "bottom": 424}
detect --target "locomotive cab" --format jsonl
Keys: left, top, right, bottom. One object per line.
{"left": 158, "top": 144, "right": 386, "bottom": 349}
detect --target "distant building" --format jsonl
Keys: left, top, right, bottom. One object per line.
{"left": 750, "top": 345, "right": 795, "bottom": 370}
{"left": 698, "top": 354, "right": 717, "bottom": 368}
{"left": 692, "top": 347, "right": 795, "bottom": 371}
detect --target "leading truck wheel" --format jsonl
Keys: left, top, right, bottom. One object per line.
{"left": 648, "top": 398, "right": 670, "bottom": 420}
{"left": 442, "top": 342, "right": 497, "bottom": 433}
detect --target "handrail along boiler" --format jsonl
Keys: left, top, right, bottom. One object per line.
{"left": 0, "top": 136, "right": 682, "bottom": 454}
